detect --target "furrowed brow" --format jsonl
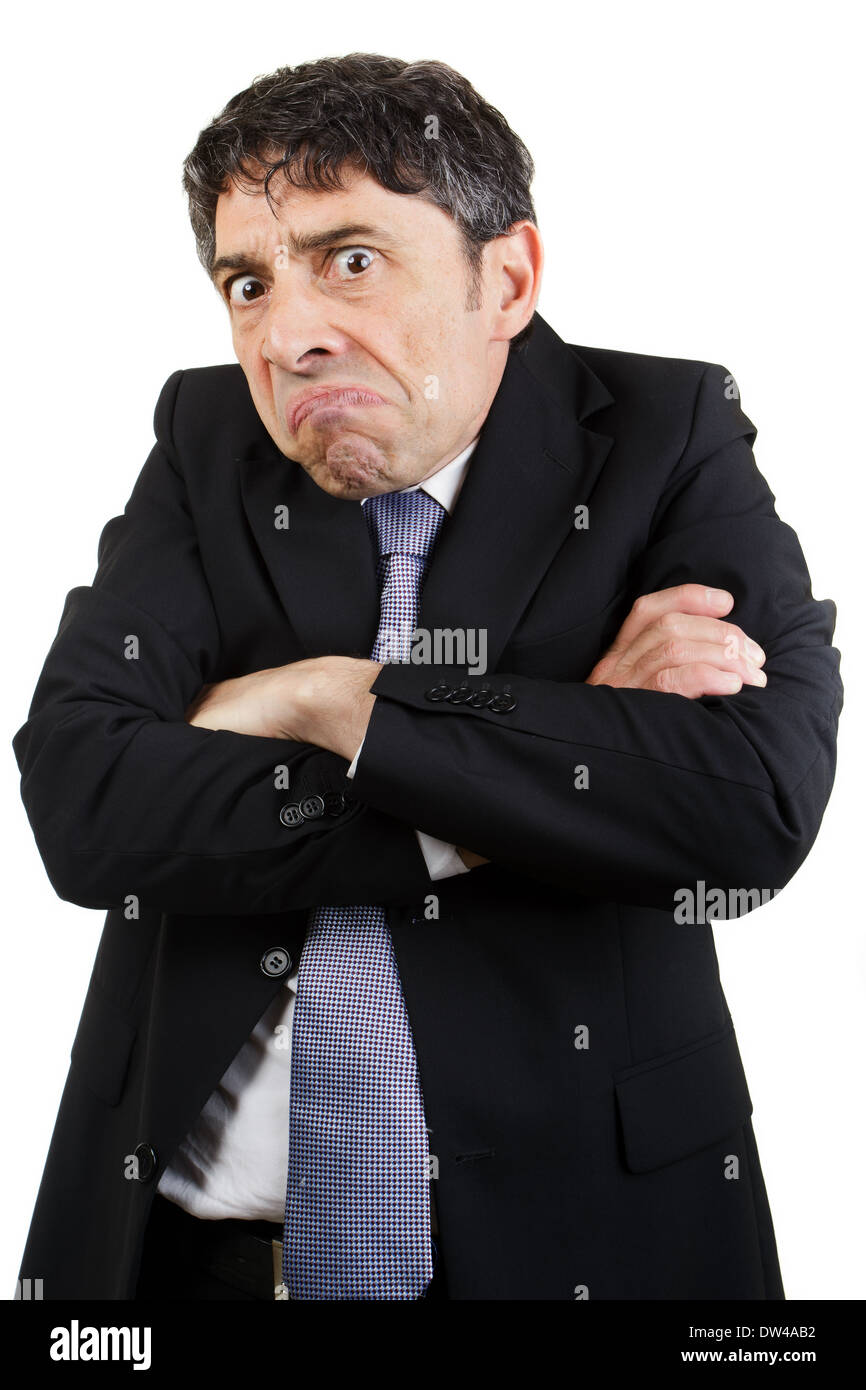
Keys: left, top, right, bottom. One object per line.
{"left": 210, "top": 224, "right": 403, "bottom": 282}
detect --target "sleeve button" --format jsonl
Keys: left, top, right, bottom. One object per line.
{"left": 133, "top": 1143, "right": 158, "bottom": 1182}
{"left": 447, "top": 684, "right": 473, "bottom": 704}
{"left": 469, "top": 687, "right": 494, "bottom": 708}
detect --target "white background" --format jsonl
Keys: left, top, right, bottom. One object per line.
{"left": 1, "top": 0, "right": 862, "bottom": 1300}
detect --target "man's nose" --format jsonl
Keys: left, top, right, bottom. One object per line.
{"left": 260, "top": 271, "right": 346, "bottom": 367}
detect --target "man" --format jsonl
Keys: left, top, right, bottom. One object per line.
{"left": 13, "top": 54, "right": 841, "bottom": 1301}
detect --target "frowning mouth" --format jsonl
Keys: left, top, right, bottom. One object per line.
{"left": 289, "top": 387, "right": 387, "bottom": 433}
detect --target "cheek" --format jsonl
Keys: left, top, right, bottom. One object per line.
{"left": 241, "top": 365, "right": 277, "bottom": 424}
{"left": 392, "top": 315, "right": 459, "bottom": 400}
{"left": 233, "top": 336, "right": 266, "bottom": 384}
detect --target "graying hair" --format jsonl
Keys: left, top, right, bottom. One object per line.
{"left": 182, "top": 53, "right": 538, "bottom": 350}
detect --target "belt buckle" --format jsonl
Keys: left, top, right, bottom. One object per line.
{"left": 272, "top": 1239, "right": 290, "bottom": 1300}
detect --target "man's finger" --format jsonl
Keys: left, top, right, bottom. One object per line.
{"left": 606, "top": 584, "right": 735, "bottom": 655}
{"left": 629, "top": 640, "right": 766, "bottom": 689}
{"left": 616, "top": 617, "right": 766, "bottom": 677}
{"left": 652, "top": 663, "right": 746, "bottom": 698}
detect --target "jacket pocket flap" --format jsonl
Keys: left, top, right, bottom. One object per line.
{"left": 614, "top": 1023, "right": 753, "bottom": 1174}
{"left": 70, "top": 979, "right": 137, "bottom": 1108}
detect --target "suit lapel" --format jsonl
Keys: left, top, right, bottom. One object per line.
{"left": 418, "top": 317, "right": 614, "bottom": 671}
{"left": 239, "top": 432, "right": 381, "bottom": 658}
{"left": 238, "top": 312, "right": 615, "bottom": 669}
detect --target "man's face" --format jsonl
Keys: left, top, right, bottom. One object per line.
{"left": 212, "top": 162, "right": 514, "bottom": 498}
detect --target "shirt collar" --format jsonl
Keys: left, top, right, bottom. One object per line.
{"left": 360, "top": 435, "right": 479, "bottom": 517}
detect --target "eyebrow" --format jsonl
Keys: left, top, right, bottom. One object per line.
{"left": 210, "top": 223, "right": 405, "bottom": 282}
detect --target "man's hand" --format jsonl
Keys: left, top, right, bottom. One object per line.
{"left": 185, "top": 665, "right": 299, "bottom": 740}
{"left": 185, "top": 656, "right": 382, "bottom": 760}
{"left": 586, "top": 584, "right": 766, "bottom": 697}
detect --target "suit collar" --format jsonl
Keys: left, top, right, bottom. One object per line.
{"left": 237, "top": 311, "right": 614, "bottom": 669}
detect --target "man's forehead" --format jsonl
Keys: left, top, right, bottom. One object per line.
{"left": 219, "top": 168, "right": 383, "bottom": 230}
{"left": 213, "top": 167, "right": 445, "bottom": 260}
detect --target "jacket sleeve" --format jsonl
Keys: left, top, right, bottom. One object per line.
{"left": 350, "top": 362, "right": 843, "bottom": 912}
{"left": 12, "top": 370, "right": 434, "bottom": 915}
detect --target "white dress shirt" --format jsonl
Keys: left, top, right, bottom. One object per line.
{"left": 157, "top": 437, "right": 478, "bottom": 1220}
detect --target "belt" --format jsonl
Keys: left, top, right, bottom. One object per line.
{"left": 149, "top": 1194, "right": 444, "bottom": 1301}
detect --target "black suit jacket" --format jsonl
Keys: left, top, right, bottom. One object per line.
{"left": 13, "top": 311, "right": 841, "bottom": 1299}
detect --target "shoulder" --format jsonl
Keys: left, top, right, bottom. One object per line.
{"left": 568, "top": 343, "right": 755, "bottom": 456}
{"left": 151, "top": 364, "right": 271, "bottom": 462}
{"left": 571, "top": 341, "right": 736, "bottom": 403}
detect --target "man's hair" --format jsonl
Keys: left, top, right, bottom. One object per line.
{"left": 182, "top": 53, "right": 538, "bottom": 351}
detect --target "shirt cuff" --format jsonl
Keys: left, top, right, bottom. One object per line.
{"left": 346, "top": 737, "right": 365, "bottom": 779}
{"left": 415, "top": 830, "right": 469, "bottom": 880}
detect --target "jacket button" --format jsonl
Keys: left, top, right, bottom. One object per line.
{"left": 322, "top": 792, "right": 347, "bottom": 816}
{"left": 133, "top": 1143, "right": 158, "bottom": 1182}
{"left": 261, "top": 947, "right": 292, "bottom": 978}
{"left": 469, "top": 688, "right": 494, "bottom": 708}
{"left": 490, "top": 692, "right": 517, "bottom": 713}
{"left": 424, "top": 684, "right": 452, "bottom": 702}
{"left": 279, "top": 802, "right": 304, "bottom": 827}
{"left": 447, "top": 684, "right": 473, "bottom": 704}
{"left": 299, "top": 795, "right": 325, "bottom": 820}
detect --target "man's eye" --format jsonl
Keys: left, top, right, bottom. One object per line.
{"left": 330, "top": 246, "right": 376, "bottom": 278}
{"left": 227, "top": 275, "right": 267, "bottom": 306}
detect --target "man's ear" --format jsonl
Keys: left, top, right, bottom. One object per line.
{"left": 491, "top": 220, "right": 544, "bottom": 346}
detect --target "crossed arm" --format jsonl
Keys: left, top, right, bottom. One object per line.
{"left": 185, "top": 584, "right": 769, "bottom": 751}
{"left": 185, "top": 583, "right": 769, "bottom": 867}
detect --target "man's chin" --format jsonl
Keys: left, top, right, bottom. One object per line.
{"left": 301, "top": 435, "right": 395, "bottom": 499}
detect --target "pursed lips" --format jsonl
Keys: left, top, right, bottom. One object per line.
{"left": 289, "top": 387, "right": 387, "bottom": 433}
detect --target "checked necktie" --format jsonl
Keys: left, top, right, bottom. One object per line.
{"left": 282, "top": 486, "right": 447, "bottom": 1300}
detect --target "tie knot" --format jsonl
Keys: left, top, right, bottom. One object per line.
{"left": 363, "top": 487, "right": 446, "bottom": 561}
